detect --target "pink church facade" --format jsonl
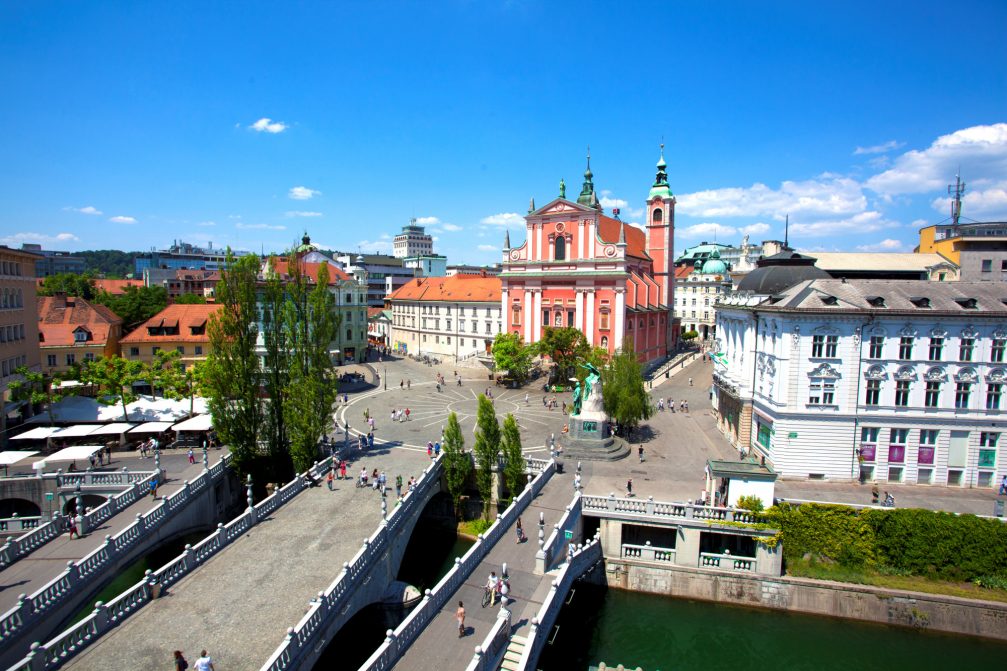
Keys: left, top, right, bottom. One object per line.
{"left": 500, "top": 151, "right": 677, "bottom": 362}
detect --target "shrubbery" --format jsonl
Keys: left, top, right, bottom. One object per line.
{"left": 768, "top": 503, "right": 1007, "bottom": 582}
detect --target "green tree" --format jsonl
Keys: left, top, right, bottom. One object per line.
{"left": 601, "top": 341, "right": 654, "bottom": 438}
{"left": 491, "top": 332, "right": 534, "bottom": 383}
{"left": 501, "top": 414, "right": 525, "bottom": 501}
{"left": 536, "top": 326, "right": 589, "bottom": 385}
{"left": 77, "top": 250, "right": 139, "bottom": 278}
{"left": 283, "top": 258, "right": 339, "bottom": 473}
{"left": 94, "top": 285, "right": 168, "bottom": 330}
{"left": 681, "top": 330, "right": 699, "bottom": 341}
{"left": 37, "top": 273, "right": 97, "bottom": 300}
{"left": 173, "top": 293, "right": 207, "bottom": 304}
{"left": 204, "top": 252, "right": 263, "bottom": 478}
{"left": 261, "top": 259, "right": 291, "bottom": 478}
{"left": 79, "top": 355, "right": 145, "bottom": 421}
{"left": 442, "top": 411, "right": 470, "bottom": 515}
{"left": 151, "top": 351, "right": 207, "bottom": 417}
{"left": 147, "top": 348, "right": 182, "bottom": 399}
{"left": 9, "top": 367, "right": 76, "bottom": 426}
{"left": 473, "top": 394, "right": 501, "bottom": 519}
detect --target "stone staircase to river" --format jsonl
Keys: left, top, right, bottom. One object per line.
{"left": 500, "top": 634, "right": 528, "bottom": 671}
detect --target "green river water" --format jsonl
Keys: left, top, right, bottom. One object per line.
{"left": 538, "top": 582, "right": 1005, "bottom": 671}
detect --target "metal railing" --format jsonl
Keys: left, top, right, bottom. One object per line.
{"left": 353, "top": 459, "right": 557, "bottom": 671}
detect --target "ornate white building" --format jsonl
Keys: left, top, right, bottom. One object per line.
{"left": 713, "top": 277, "right": 1006, "bottom": 489}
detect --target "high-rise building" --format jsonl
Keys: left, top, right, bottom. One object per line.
{"left": 393, "top": 219, "right": 434, "bottom": 259}
{"left": 134, "top": 240, "right": 252, "bottom": 276}
{"left": 20, "top": 244, "right": 86, "bottom": 277}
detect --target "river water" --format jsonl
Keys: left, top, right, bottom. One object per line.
{"left": 537, "top": 582, "right": 1005, "bottom": 670}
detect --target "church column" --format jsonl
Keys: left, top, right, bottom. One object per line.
{"left": 532, "top": 289, "right": 542, "bottom": 342}
{"left": 537, "top": 225, "right": 544, "bottom": 262}
{"left": 585, "top": 291, "right": 595, "bottom": 346}
{"left": 578, "top": 221, "right": 585, "bottom": 259}
{"left": 523, "top": 289, "right": 532, "bottom": 342}
{"left": 501, "top": 288, "right": 508, "bottom": 336}
{"left": 614, "top": 289, "right": 625, "bottom": 351}
{"left": 575, "top": 289, "right": 585, "bottom": 331}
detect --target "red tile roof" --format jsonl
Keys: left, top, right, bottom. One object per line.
{"left": 120, "top": 304, "right": 222, "bottom": 344}
{"left": 269, "top": 259, "right": 352, "bottom": 284}
{"left": 95, "top": 279, "right": 144, "bottom": 295}
{"left": 674, "top": 266, "right": 694, "bottom": 279}
{"left": 389, "top": 274, "right": 501, "bottom": 302}
{"left": 597, "top": 216, "right": 650, "bottom": 260}
{"left": 38, "top": 296, "right": 122, "bottom": 347}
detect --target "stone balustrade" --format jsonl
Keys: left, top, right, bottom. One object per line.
{"left": 525, "top": 457, "right": 551, "bottom": 474}
{"left": 699, "top": 552, "right": 756, "bottom": 572}
{"left": 1, "top": 453, "right": 243, "bottom": 669}
{"left": 536, "top": 492, "right": 582, "bottom": 574}
{"left": 516, "top": 533, "right": 603, "bottom": 670}
{"left": 0, "top": 516, "right": 44, "bottom": 534}
{"left": 260, "top": 454, "right": 458, "bottom": 671}
{"left": 352, "top": 459, "right": 557, "bottom": 671}
{"left": 581, "top": 493, "right": 769, "bottom": 525}
{"left": 1, "top": 469, "right": 159, "bottom": 571}
{"left": 621, "top": 542, "right": 675, "bottom": 564}
{"left": 465, "top": 608, "right": 512, "bottom": 671}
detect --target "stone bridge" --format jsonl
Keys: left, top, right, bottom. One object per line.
{"left": 0, "top": 453, "right": 239, "bottom": 670}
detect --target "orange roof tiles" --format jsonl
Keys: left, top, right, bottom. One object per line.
{"left": 597, "top": 216, "right": 650, "bottom": 260}
{"left": 389, "top": 274, "right": 501, "bottom": 303}
{"left": 269, "top": 259, "right": 352, "bottom": 284}
{"left": 95, "top": 279, "right": 144, "bottom": 295}
{"left": 120, "top": 304, "right": 222, "bottom": 344}
{"left": 38, "top": 296, "right": 122, "bottom": 347}
{"left": 674, "top": 266, "right": 694, "bottom": 279}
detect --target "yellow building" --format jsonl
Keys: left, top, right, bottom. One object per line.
{"left": 918, "top": 221, "right": 1007, "bottom": 281}
{"left": 38, "top": 295, "right": 123, "bottom": 375}
{"left": 120, "top": 303, "right": 221, "bottom": 368}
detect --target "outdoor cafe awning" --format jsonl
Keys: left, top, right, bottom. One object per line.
{"left": 87, "top": 422, "right": 136, "bottom": 436}
{"left": 11, "top": 426, "right": 60, "bottom": 440}
{"left": 51, "top": 425, "right": 102, "bottom": 438}
{"left": 0, "top": 450, "right": 40, "bottom": 467}
{"left": 171, "top": 415, "right": 213, "bottom": 432}
{"left": 46, "top": 445, "right": 105, "bottom": 462}
{"left": 128, "top": 422, "right": 175, "bottom": 434}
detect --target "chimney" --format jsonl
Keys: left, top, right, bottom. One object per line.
{"left": 53, "top": 291, "right": 67, "bottom": 309}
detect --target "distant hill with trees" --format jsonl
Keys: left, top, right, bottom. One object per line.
{"left": 76, "top": 250, "right": 141, "bottom": 278}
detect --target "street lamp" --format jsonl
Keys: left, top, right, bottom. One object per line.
{"left": 383, "top": 365, "right": 387, "bottom": 390}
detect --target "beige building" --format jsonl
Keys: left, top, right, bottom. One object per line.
{"left": 1, "top": 246, "right": 42, "bottom": 446}
{"left": 38, "top": 294, "right": 123, "bottom": 375}
{"left": 121, "top": 303, "right": 221, "bottom": 368}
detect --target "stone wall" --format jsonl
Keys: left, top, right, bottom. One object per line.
{"left": 604, "top": 560, "right": 1007, "bottom": 641}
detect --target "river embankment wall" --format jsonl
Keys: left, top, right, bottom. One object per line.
{"left": 604, "top": 560, "right": 1007, "bottom": 641}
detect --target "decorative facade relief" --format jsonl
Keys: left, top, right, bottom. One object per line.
{"left": 894, "top": 365, "right": 917, "bottom": 381}
{"left": 955, "top": 367, "right": 978, "bottom": 383}
{"left": 987, "top": 368, "right": 1006, "bottom": 383}
{"left": 898, "top": 324, "right": 918, "bottom": 338}
{"left": 961, "top": 325, "right": 980, "bottom": 339}
{"left": 865, "top": 364, "right": 888, "bottom": 380}
{"left": 808, "top": 362, "right": 841, "bottom": 379}
{"left": 924, "top": 366, "right": 947, "bottom": 382}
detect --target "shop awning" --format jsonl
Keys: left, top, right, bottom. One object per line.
{"left": 171, "top": 415, "right": 213, "bottom": 432}
{"left": 0, "top": 450, "right": 40, "bottom": 466}
{"left": 51, "top": 425, "right": 102, "bottom": 438}
{"left": 46, "top": 445, "right": 105, "bottom": 462}
{"left": 128, "top": 421, "right": 175, "bottom": 434}
{"left": 88, "top": 422, "right": 136, "bottom": 436}
{"left": 11, "top": 426, "right": 61, "bottom": 440}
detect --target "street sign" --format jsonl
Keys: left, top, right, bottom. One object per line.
{"left": 788, "top": 432, "right": 798, "bottom": 439}
{"left": 45, "top": 492, "right": 54, "bottom": 502}
{"left": 564, "top": 530, "right": 573, "bottom": 540}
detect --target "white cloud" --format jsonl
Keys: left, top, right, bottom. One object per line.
{"left": 197, "top": 221, "right": 216, "bottom": 227}
{"left": 285, "top": 211, "right": 323, "bottom": 218}
{"left": 414, "top": 216, "right": 440, "bottom": 225}
{"left": 357, "top": 239, "right": 393, "bottom": 253}
{"left": 441, "top": 223, "right": 463, "bottom": 232}
{"left": 740, "top": 222, "right": 771, "bottom": 235}
{"left": 788, "top": 211, "right": 896, "bottom": 237}
{"left": 866, "top": 123, "right": 1007, "bottom": 196}
{"left": 477, "top": 244, "right": 498, "bottom": 252}
{"left": 236, "top": 223, "right": 286, "bottom": 231}
{"left": 677, "top": 175, "right": 866, "bottom": 219}
{"left": 930, "top": 180, "right": 1007, "bottom": 218}
{"left": 853, "top": 140, "right": 904, "bottom": 155}
{"left": 599, "top": 191, "right": 643, "bottom": 219}
{"left": 856, "top": 238, "right": 904, "bottom": 252}
{"left": 678, "top": 222, "right": 737, "bottom": 238}
{"left": 0, "top": 232, "right": 80, "bottom": 246}
{"left": 288, "top": 186, "right": 321, "bottom": 200}
{"left": 109, "top": 216, "right": 137, "bottom": 224}
{"left": 480, "top": 212, "right": 525, "bottom": 227}
{"left": 249, "top": 118, "right": 289, "bottom": 133}
{"left": 379, "top": 233, "right": 392, "bottom": 240}
{"left": 910, "top": 218, "right": 929, "bottom": 229}
{"left": 65, "top": 205, "right": 102, "bottom": 215}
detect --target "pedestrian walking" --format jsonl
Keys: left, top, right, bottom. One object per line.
{"left": 574, "top": 472, "right": 582, "bottom": 491}
{"left": 524, "top": 392, "right": 529, "bottom": 405}
{"left": 684, "top": 400, "right": 689, "bottom": 413}
{"left": 407, "top": 379, "right": 411, "bottom": 389}
{"left": 368, "top": 432, "right": 374, "bottom": 449}
{"left": 626, "top": 478, "right": 633, "bottom": 497}
{"left": 150, "top": 476, "right": 158, "bottom": 499}
{"left": 670, "top": 399, "right": 675, "bottom": 413}
{"left": 67, "top": 516, "right": 80, "bottom": 539}
{"left": 434, "top": 441, "right": 441, "bottom": 457}
{"left": 658, "top": 398, "right": 664, "bottom": 411}
{"left": 516, "top": 516, "right": 524, "bottom": 543}
{"left": 405, "top": 408, "right": 411, "bottom": 421}
{"left": 396, "top": 474, "right": 403, "bottom": 497}
{"left": 456, "top": 601, "right": 466, "bottom": 638}
{"left": 326, "top": 470, "right": 334, "bottom": 491}
{"left": 427, "top": 442, "right": 433, "bottom": 459}
{"left": 1001, "top": 475, "right": 1007, "bottom": 495}
{"left": 340, "top": 460, "right": 347, "bottom": 480}
{"left": 194, "top": 650, "right": 215, "bottom": 671}
{"left": 689, "top": 377, "right": 693, "bottom": 386}
{"left": 400, "top": 380, "right": 404, "bottom": 389}
{"left": 173, "top": 651, "right": 189, "bottom": 670}
{"left": 187, "top": 448, "right": 195, "bottom": 464}
{"left": 638, "top": 445, "right": 645, "bottom": 462}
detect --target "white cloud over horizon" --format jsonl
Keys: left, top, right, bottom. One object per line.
{"left": 65, "top": 205, "right": 102, "bottom": 215}
{"left": 285, "top": 211, "right": 323, "bottom": 218}
{"left": 1, "top": 231, "right": 80, "bottom": 246}
{"left": 236, "top": 222, "right": 286, "bottom": 231}
{"left": 288, "top": 186, "right": 321, "bottom": 200}
{"left": 250, "top": 118, "right": 289, "bottom": 133}
{"left": 856, "top": 238, "right": 904, "bottom": 251}
{"left": 357, "top": 239, "right": 392, "bottom": 253}
{"left": 930, "top": 180, "right": 1007, "bottom": 219}
{"left": 853, "top": 140, "right": 904, "bottom": 155}
{"left": 480, "top": 212, "right": 524, "bottom": 228}
{"left": 414, "top": 216, "right": 440, "bottom": 225}
{"left": 677, "top": 175, "right": 867, "bottom": 220}
{"left": 109, "top": 215, "right": 137, "bottom": 224}
{"left": 599, "top": 191, "right": 644, "bottom": 219}
{"left": 441, "top": 223, "right": 463, "bottom": 232}
{"left": 788, "top": 211, "right": 896, "bottom": 236}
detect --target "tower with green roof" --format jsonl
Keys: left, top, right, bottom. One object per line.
{"left": 645, "top": 144, "right": 676, "bottom": 346}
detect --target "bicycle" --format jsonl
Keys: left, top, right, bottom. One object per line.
{"left": 481, "top": 586, "right": 493, "bottom": 608}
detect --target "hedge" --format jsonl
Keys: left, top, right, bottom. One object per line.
{"left": 768, "top": 503, "right": 1007, "bottom": 582}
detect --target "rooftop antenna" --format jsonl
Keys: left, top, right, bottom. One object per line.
{"left": 948, "top": 171, "right": 965, "bottom": 230}
{"left": 784, "top": 214, "right": 790, "bottom": 249}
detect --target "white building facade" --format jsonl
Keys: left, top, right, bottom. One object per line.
{"left": 713, "top": 279, "right": 1006, "bottom": 489}
{"left": 393, "top": 219, "right": 435, "bottom": 259}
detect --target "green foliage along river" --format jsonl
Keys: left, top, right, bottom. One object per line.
{"left": 538, "top": 582, "right": 1004, "bottom": 670}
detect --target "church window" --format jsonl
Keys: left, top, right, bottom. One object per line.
{"left": 554, "top": 236, "right": 566, "bottom": 261}
{"left": 512, "top": 306, "right": 521, "bottom": 326}
{"left": 599, "top": 310, "right": 610, "bottom": 330}
{"left": 652, "top": 208, "right": 663, "bottom": 223}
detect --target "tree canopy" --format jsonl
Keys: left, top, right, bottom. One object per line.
{"left": 536, "top": 326, "right": 589, "bottom": 384}
{"left": 442, "top": 412, "right": 470, "bottom": 515}
{"left": 501, "top": 414, "right": 525, "bottom": 500}
{"left": 601, "top": 341, "right": 654, "bottom": 435}
{"left": 94, "top": 285, "right": 168, "bottom": 330}
{"left": 37, "top": 273, "right": 97, "bottom": 300}
{"left": 473, "top": 394, "right": 501, "bottom": 518}
{"left": 79, "top": 355, "right": 145, "bottom": 421}
{"left": 173, "top": 293, "right": 207, "bottom": 304}
{"left": 491, "top": 332, "right": 534, "bottom": 382}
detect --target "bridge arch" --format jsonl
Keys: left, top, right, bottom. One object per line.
{"left": 62, "top": 494, "right": 108, "bottom": 514}
{"left": 0, "top": 497, "right": 42, "bottom": 518}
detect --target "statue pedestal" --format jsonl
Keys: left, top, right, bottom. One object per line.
{"left": 561, "top": 412, "right": 629, "bottom": 462}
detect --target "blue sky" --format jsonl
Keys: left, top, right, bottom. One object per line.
{"left": 2, "top": 1, "right": 1006, "bottom": 266}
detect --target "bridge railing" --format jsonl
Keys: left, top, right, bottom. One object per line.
{"left": 465, "top": 608, "right": 512, "bottom": 671}
{"left": 0, "top": 516, "right": 44, "bottom": 534}
{"left": 259, "top": 454, "right": 449, "bottom": 671}
{"left": 1, "top": 468, "right": 159, "bottom": 570}
{"left": 580, "top": 493, "right": 769, "bottom": 524}
{"left": 536, "top": 491, "right": 581, "bottom": 574}
{"left": 354, "top": 459, "right": 557, "bottom": 671}
{"left": 516, "top": 532, "right": 603, "bottom": 671}
{"left": 1, "top": 452, "right": 238, "bottom": 668}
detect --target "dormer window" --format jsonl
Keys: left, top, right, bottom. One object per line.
{"left": 909, "top": 296, "right": 931, "bottom": 308}
{"left": 73, "top": 328, "right": 89, "bottom": 343}
{"left": 955, "top": 297, "right": 979, "bottom": 310}
{"left": 866, "top": 296, "right": 886, "bottom": 308}
{"left": 820, "top": 295, "right": 838, "bottom": 306}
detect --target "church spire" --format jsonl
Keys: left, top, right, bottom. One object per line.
{"left": 618, "top": 220, "right": 627, "bottom": 245}
{"left": 648, "top": 143, "right": 673, "bottom": 201}
{"left": 577, "top": 146, "right": 601, "bottom": 210}
{"left": 528, "top": 196, "right": 536, "bottom": 214}
{"left": 504, "top": 228, "right": 511, "bottom": 250}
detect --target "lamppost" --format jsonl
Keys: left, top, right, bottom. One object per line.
{"left": 383, "top": 365, "right": 387, "bottom": 391}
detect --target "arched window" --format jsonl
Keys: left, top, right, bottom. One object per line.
{"left": 652, "top": 208, "right": 663, "bottom": 223}
{"left": 554, "top": 236, "right": 566, "bottom": 261}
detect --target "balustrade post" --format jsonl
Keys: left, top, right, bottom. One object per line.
{"left": 384, "top": 629, "right": 397, "bottom": 656}
{"left": 75, "top": 483, "right": 87, "bottom": 536}
{"left": 25, "top": 642, "right": 46, "bottom": 671}
{"left": 283, "top": 627, "right": 300, "bottom": 657}
{"left": 135, "top": 512, "right": 145, "bottom": 534}
{"left": 2, "top": 537, "right": 16, "bottom": 562}
{"left": 646, "top": 495, "right": 655, "bottom": 515}
{"left": 216, "top": 522, "right": 226, "bottom": 545}
{"left": 607, "top": 492, "right": 616, "bottom": 511}
{"left": 92, "top": 600, "right": 109, "bottom": 633}
{"left": 685, "top": 504, "right": 695, "bottom": 519}
{"left": 184, "top": 543, "right": 195, "bottom": 570}
{"left": 202, "top": 445, "right": 209, "bottom": 470}
{"left": 182, "top": 479, "right": 190, "bottom": 496}
{"left": 472, "top": 646, "right": 483, "bottom": 666}
{"left": 17, "top": 592, "right": 31, "bottom": 623}
{"left": 381, "top": 497, "right": 387, "bottom": 520}
{"left": 246, "top": 474, "right": 257, "bottom": 524}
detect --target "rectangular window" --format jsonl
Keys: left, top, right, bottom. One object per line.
{"left": 84, "top": 352, "right": 94, "bottom": 362}
{"left": 47, "top": 354, "right": 57, "bottom": 366}
{"left": 859, "top": 427, "right": 878, "bottom": 461}
{"left": 925, "top": 381, "right": 940, "bottom": 408}
{"left": 928, "top": 337, "right": 943, "bottom": 361}
{"left": 809, "top": 378, "right": 835, "bottom": 405}
{"left": 811, "top": 335, "right": 825, "bottom": 357}
{"left": 918, "top": 429, "right": 937, "bottom": 465}
{"left": 864, "top": 379, "right": 881, "bottom": 406}
{"left": 542, "top": 310, "right": 550, "bottom": 327}
{"left": 176, "top": 346, "right": 184, "bottom": 354}
{"left": 959, "top": 338, "right": 974, "bottom": 362}
{"left": 868, "top": 335, "right": 883, "bottom": 358}
{"left": 987, "top": 383, "right": 1003, "bottom": 410}
{"left": 955, "top": 382, "right": 972, "bottom": 409}
{"left": 511, "top": 307, "right": 521, "bottom": 326}
{"left": 981, "top": 259, "right": 993, "bottom": 273}
{"left": 130, "top": 347, "right": 140, "bottom": 357}
{"left": 979, "top": 432, "right": 999, "bottom": 470}
{"left": 756, "top": 421, "right": 771, "bottom": 448}
{"left": 992, "top": 339, "right": 1005, "bottom": 363}
{"left": 825, "top": 335, "right": 838, "bottom": 357}
{"left": 66, "top": 353, "right": 75, "bottom": 365}
{"left": 894, "top": 380, "right": 910, "bottom": 406}
{"left": 599, "top": 311, "right": 610, "bottom": 330}
{"left": 195, "top": 346, "right": 203, "bottom": 356}
{"left": 898, "top": 336, "right": 913, "bottom": 360}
